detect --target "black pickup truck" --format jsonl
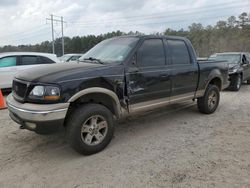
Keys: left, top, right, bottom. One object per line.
{"left": 6, "top": 36, "right": 229, "bottom": 155}
{"left": 209, "top": 52, "right": 250, "bottom": 91}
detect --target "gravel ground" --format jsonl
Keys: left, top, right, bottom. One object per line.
{"left": 0, "top": 85, "right": 250, "bottom": 188}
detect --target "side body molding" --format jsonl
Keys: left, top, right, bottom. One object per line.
{"left": 68, "top": 87, "right": 123, "bottom": 118}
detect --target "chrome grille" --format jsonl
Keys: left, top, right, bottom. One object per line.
{"left": 12, "top": 79, "right": 28, "bottom": 101}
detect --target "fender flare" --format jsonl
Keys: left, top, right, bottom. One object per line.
{"left": 206, "top": 76, "right": 223, "bottom": 90}
{"left": 196, "top": 70, "right": 223, "bottom": 98}
{"left": 68, "top": 87, "right": 122, "bottom": 117}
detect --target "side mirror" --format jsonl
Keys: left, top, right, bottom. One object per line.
{"left": 242, "top": 56, "right": 247, "bottom": 64}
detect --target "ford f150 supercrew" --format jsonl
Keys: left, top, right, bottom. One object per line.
{"left": 6, "top": 35, "right": 229, "bottom": 155}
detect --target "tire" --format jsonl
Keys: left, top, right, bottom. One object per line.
{"left": 247, "top": 80, "right": 250, "bottom": 84}
{"left": 230, "top": 74, "right": 241, "bottom": 91}
{"left": 197, "top": 84, "right": 220, "bottom": 114}
{"left": 66, "top": 103, "right": 114, "bottom": 155}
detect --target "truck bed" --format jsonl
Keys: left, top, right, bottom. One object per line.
{"left": 196, "top": 60, "right": 229, "bottom": 96}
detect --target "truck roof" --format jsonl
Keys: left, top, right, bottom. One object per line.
{"left": 115, "top": 35, "right": 188, "bottom": 41}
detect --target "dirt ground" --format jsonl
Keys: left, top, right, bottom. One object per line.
{"left": 0, "top": 85, "right": 250, "bottom": 188}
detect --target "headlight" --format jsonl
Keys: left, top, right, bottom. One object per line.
{"left": 229, "top": 68, "right": 238, "bottom": 74}
{"left": 29, "top": 85, "right": 60, "bottom": 101}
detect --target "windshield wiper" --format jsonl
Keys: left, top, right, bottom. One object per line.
{"left": 83, "top": 57, "right": 104, "bottom": 64}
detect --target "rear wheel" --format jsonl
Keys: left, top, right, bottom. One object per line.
{"left": 66, "top": 103, "right": 114, "bottom": 155}
{"left": 230, "top": 74, "right": 241, "bottom": 91}
{"left": 197, "top": 84, "right": 220, "bottom": 114}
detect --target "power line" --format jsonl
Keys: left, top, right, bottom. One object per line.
{"left": 68, "top": 14, "right": 234, "bottom": 29}
{"left": 4, "top": 32, "right": 51, "bottom": 44}
{"left": 66, "top": 5, "right": 249, "bottom": 29}
{"left": 0, "top": 25, "right": 49, "bottom": 39}
{"left": 68, "top": 1, "right": 248, "bottom": 24}
{"left": 68, "top": 3, "right": 250, "bottom": 27}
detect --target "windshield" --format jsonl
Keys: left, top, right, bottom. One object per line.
{"left": 209, "top": 54, "right": 241, "bottom": 64}
{"left": 59, "top": 55, "right": 72, "bottom": 62}
{"left": 69, "top": 55, "right": 82, "bottom": 61}
{"left": 79, "top": 37, "right": 139, "bottom": 63}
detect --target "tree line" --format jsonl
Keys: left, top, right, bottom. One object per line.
{"left": 0, "top": 12, "right": 249, "bottom": 57}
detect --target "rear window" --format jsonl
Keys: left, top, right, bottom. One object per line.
{"left": 20, "top": 56, "right": 38, "bottom": 65}
{"left": 0, "top": 56, "right": 17, "bottom": 67}
{"left": 167, "top": 40, "right": 191, "bottom": 65}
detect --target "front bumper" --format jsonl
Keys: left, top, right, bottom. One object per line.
{"left": 6, "top": 94, "right": 69, "bottom": 132}
{"left": 222, "top": 79, "right": 230, "bottom": 90}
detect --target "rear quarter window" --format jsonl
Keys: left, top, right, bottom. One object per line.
{"left": 167, "top": 40, "right": 191, "bottom": 65}
{"left": 0, "top": 56, "right": 17, "bottom": 67}
{"left": 39, "top": 56, "right": 56, "bottom": 64}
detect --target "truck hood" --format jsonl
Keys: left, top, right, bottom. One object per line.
{"left": 15, "top": 62, "right": 104, "bottom": 83}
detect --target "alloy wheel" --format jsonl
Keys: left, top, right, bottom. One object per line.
{"left": 208, "top": 90, "right": 218, "bottom": 110}
{"left": 81, "top": 115, "right": 108, "bottom": 146}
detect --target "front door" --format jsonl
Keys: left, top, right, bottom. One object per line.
{"left": 126, "top": 38, "right": 171, "bottom": 112}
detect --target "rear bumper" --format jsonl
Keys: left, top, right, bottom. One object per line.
{"left": 6, "top": 94, "right": 69, "bottom": 132}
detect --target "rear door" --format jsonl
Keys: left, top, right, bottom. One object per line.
{"left": 17, "top": 55, "right": 44, "bottom": 71}
{"left": 0, "top": 56, "right": 18, "bottom": 89}
{"left": 126, "top": 38, "right": 171, "bottom": 110}
{"left": 166, "top": 39, "right": 199, "bottom": 100}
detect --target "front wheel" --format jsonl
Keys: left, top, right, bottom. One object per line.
{"left": 230, "top": 74, "right": 241, "bottom": 91}
{"left": 66, "top": 103, "right": 114, "bottom": 155}
{"left": 197, "top": 84, "right": 220, "bottom": 114}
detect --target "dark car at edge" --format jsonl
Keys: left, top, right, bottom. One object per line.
{"left": 209, "top": 52, "right": 250, "bottom": 91}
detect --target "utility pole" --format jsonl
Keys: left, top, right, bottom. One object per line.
{"left": 46, "top": 14, "right": 66, "bottom": 55}
{"left": 61, "top": 16, "right": 64, "bottom": 55}
{"left": 51, "top": 14, "right": 55, "bottom": 54}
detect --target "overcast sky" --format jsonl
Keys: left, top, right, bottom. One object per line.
{"left": 0, "top": 0, "right": 249, "bottom": 46}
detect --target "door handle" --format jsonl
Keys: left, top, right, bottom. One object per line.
{"left": 161, "top": 75, "right": 168, "bottom": 78}
{"left": 160, "top": 74, "right": 170, "bottom": 80}
{"left": 128, "top": 67, "right": 139, "bottom": 73}
{"left": 188, "top": 72, "right": 195, "bottom": 75}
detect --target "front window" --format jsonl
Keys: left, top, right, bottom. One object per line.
{"left": 209, "top": 54, "right": 241, "bottom": 64}
{"left": 0, "top": 56, "right": 17, "bottom": 67}
{"left": 79, "top": 37, "right": 139, "bottom": 63}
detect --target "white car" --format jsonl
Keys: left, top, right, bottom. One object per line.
{"left": 0, "top": 52, "right": 60, "bottom": 89}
